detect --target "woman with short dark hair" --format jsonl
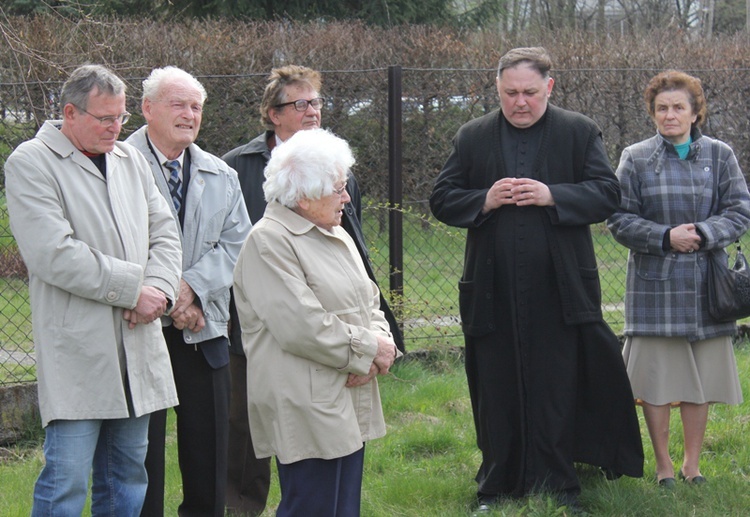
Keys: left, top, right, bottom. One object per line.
{"left": 608, "top": 70, "right": 750, "bottom": 488}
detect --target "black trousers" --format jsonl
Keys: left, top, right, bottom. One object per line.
{"left": 141, "top": 327, "right": 230, "bottom": 517}
{"left": 226, "top": 352, "right": 271, "bottom": 516}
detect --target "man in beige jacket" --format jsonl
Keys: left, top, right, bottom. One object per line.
{"left": 5, "top": 64, "right": 182, "bottom": 515}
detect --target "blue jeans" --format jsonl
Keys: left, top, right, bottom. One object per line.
{"left": 32, "top": 414, "right": 150, "bottom": 516}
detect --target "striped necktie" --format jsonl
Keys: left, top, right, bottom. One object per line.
{"left": 165, "top": 160, "right": 182, "bottom": 212}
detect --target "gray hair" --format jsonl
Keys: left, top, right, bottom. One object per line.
{"left": 60, "top": 64, "right": 126, "bottom": 111}
{"left": 141, "top": 66, "right": 207, "bottom": 104}
{"left": 263, "top": 128, "right": 353, "bottom": 208}
{"left": 497, "top": 47, "right": 552, "bottom": 79}
{"left": 260, "top": 65, "right": 322, "bottom": 129}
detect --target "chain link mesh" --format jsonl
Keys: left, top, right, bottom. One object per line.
{"left": 2, "top": 67, "right": 750, "bottom": 385}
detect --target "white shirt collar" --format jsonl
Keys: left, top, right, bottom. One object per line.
{"left": 152, "top": 145, "right": 185, "bottom": 181}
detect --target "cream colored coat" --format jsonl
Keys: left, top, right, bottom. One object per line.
{"left": 5, "top": 121, "right": 182, "bottom": 427}
{"left": 233, "top": 202, "right": 394, "bottom": 463}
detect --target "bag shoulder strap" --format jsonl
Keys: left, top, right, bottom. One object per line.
{"left": 707, "top": 145, "right": 741, "bottom": 252}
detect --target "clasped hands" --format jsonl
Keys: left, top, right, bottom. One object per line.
{"left": 346, "top": 334, "right": 397, "bottom": 388}
{"left": 670, "top": 223, "right": 702, "bottom": 254}
{"left": 482, "top": 177, "right": 554, "bottom": 214}
{"left": 122, "top": 285, "right": 168, "bottom": 329}
{"left": 123, "top": 279, "right": 205, "bottom": 333}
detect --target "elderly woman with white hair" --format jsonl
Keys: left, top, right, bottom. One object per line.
{"left": 233, "top": 128, "right": 399, "bottom": 516}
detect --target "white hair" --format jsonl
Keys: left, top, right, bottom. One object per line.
{"left": 263, "top": 128, "right": 354, "bottom": 208}
{"left": 141, "top": 66, "right": 207, "bottom": 103}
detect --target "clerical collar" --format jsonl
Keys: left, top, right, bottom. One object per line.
{"left": 502, "top": 109, "right": 548, "bottom": 132}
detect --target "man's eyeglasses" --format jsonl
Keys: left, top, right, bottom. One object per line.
{"left": 275, "top": 97, "right": 325, "bottom": 112}
{"left": 75, "top": 106, "right": 131, "bottom": 127}
{"left": 332, "top": 183, "right": 348, "bottom": 196}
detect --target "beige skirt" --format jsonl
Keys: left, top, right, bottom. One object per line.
{"left": 622, "top": 335, "right": 743, "bottom": 406}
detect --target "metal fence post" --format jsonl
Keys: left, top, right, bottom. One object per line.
{"left": 387, "top": 65, "right": 404, "bottom": 317}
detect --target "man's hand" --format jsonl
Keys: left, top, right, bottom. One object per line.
{"left": 509, "top": 178, "right": 554, "bottom": 207}
{"left": 170, "top": 279, "right": 196, "bottom": 319}
{"left": 482, "top": 178, "right": 518, "bottom": 214}
{"left": 482, "top": 178, "right": 554, "bottom": 214}
{"left": 163, "top": 279, "right": 206, "bottom": 333}
{"left": 123, "top": 285, "right": 168, "bottom": 329}
{"left": 171, "top": 303, "right": 206, "bottom": 333}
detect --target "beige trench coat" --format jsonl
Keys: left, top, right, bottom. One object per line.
{"left": 5, "top": 121, "right": 182, "bottom": 427}
{"left": 233, "top": 202, "right": 394, "bottom": 464}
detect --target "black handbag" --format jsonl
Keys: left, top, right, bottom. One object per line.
{"left": 707, "top": 241, "right": 750, "bottom": 321}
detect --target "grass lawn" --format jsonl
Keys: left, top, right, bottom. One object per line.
{"left": 3, "top": 200, "right": 750, "bottom": 514}
{"left": 2, "top": 342, "right": 750, "bottom": 516}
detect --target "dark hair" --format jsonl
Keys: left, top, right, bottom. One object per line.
{"left": 60, "top": 64, "right": 126, "bottom": 111}
{"left": 260, "top": 65, "right": 322, "bottom": 129}
{"left": 644, "top": 70, "right": 707, "bottom": 127}
{"left": 497, "top": 47, "right": 552, "bottom": 79}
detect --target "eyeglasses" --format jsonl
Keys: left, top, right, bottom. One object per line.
{"left": 275, "top": 97, "right": 325, "bottom": 112}
{"left": 332, "top": 183, "right": 348, "bottom": 196}
{"left": 75, "top": 106, "right": 131, "bottom": 127}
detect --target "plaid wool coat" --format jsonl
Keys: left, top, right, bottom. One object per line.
{"left": 608, "top": 129, "right": 750, "bottom": 341}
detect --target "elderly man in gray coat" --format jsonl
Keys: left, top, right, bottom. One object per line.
{"left": 5, "top": 64, "right": 182, "bottom": 515}
{"left": 126, "top": 66, "right": 251, "bottom": 517}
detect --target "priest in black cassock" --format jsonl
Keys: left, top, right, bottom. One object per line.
{"left": 429, "top": 47, "right": 644, "bottom": 514}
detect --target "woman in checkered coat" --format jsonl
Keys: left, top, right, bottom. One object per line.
{"left": 608, "top": 70, "right": 750, "bottom": 489}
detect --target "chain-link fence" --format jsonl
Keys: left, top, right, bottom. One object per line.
{"left": 2, "top": 67, "right": 750, "bottom": 386}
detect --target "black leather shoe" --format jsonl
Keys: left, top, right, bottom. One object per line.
{"left": 658, "top": 477, "right": 676, "bottom": 489}
{"left": 678, "top": 469, "right": 707, "bottom": 485}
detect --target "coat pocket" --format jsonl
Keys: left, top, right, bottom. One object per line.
{"left": 458, "top": 279, "right": 493, "bottom": 335}
{"left": 310, "top": 363, "right": 345, "bottom": 404}
{"left": 634, "top": 253, "right": 676, "bottom": 281}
